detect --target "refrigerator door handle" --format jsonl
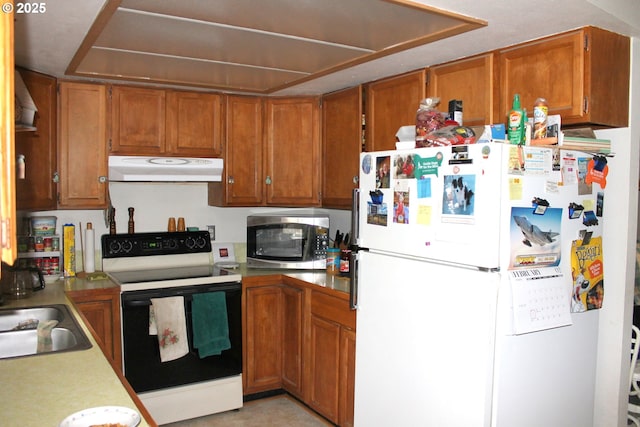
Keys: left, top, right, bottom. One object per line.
{"left": 349, "top": 250, "right": 358, "bottom": 310}
{"left": 351, "top": 188, "right": 360, "bottom": 246}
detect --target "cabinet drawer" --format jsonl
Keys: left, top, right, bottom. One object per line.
{"left": 311, "top": 291, "right": 355, "bottom": 330}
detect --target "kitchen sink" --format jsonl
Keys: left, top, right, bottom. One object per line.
{"left": 0, "top": 306, "right": 64, "bottom": 331}
{"left": 0, "top": 304, "right": 92, "bottom": 359}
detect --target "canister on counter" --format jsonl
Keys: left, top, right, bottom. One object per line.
{"left": 326, "top": 248, "right": 340, "bottom": 275}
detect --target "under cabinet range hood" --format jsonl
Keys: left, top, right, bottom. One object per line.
{"left": 108, "top": 156, "right": 223, "bottom": 182}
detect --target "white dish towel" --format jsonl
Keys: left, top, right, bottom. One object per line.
{"left": 149, "top": 296, "right": 189, "bottom": 362}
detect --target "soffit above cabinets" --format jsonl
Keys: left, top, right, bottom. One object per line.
{"left": 65, "top": 0, "right": 486, "bottom": 94}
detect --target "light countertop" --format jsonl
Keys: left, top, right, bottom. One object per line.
{"left": 0, "top": 281, "right": 153, "bottom": 427}
{"left": 232, "top": 264, "right": 352, "bottom": 295}
{"left": 0, "top": 265, "right": 349, "bottom": 427}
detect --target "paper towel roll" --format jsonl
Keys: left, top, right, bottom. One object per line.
{"left": 84, "top": 223, "right": 95, "bottom": 273}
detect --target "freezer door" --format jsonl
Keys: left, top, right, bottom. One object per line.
{"left": 358, "top": 144, "right": 504, "bottom": 269}
{"left": 354, "top": 250, "right": 499, "bottom": 427}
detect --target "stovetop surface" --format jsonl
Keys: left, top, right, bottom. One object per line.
{"left": 108, "top": 263, "right": 242, "bottom": 291}
{"left": 109, "top": 264, "right": 215, "bottom": 284}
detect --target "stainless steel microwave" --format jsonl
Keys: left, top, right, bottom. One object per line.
{"left": 246, "top": 213, "right": 330, "bottom": 269}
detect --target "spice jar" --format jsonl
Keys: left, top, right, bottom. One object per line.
{"left": 34, "top": 236, "right": 44, "bottom": 252}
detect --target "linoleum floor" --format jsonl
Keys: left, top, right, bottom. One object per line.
{"left": 163, "top": 395, "right": 334, "bottom": 427}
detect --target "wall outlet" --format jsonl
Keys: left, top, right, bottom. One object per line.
{"left": 207, "top": 225, "right": 215, "bottom": 241}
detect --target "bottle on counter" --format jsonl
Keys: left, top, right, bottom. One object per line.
{"left": 339, "top": 249, "right": 351, "bottom": 277}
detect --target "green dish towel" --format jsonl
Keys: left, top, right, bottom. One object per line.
{"left": 192, "top": 292, "right": 231, "bottom": 358}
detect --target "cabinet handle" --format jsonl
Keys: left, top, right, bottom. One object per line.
{"left": 52, "top": 172, "right": 59, "bottom": 183}
{"left": 352, "top": 175, "right": 359, "bottom": 184}
{"left": 228, "top": 176, "right": 235, "bottom": 184}
{"left": 265, "top": 176, "right": 272, "bottom": 185}
{"left": 98, "top": 176, "right": 107, "bottom": 184}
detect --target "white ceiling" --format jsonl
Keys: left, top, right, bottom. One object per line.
{"left": 13, "top": 0, "right": 640, "bottom": 96}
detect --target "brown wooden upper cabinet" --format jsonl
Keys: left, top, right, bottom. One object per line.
{"left": 214, "top": 95, "right": 265, "bottom": 206}
{"left": 426, "top": 53, "right": 497, "bottom": 127}
{"left": 58, "top": 81, "right": 108, "bottom": 209}
{"left": 499, "top": 26, "right": 629, "bottom": 128}
{"left": 210, "top": 95, "right": 320, "bottom": 207}
{"left": 365, "top": 70, "right": 426, "bottom": 152}
{"left": 109, "top": 86, "right": 165, "bottom": 155}
{"left": 109, "top": 85, "right": 222, "bottom": 157}
{"left": 264, "top": 97, "right": 321, "bottom": 207}
{"left": 322, "top": 86, "right": 363, "bottom": 209}
{"left": 166, "top": 91, "right": 223, "bottom": 157}
{"left": 15, "top": 69, "right": 57, "bottom": 210}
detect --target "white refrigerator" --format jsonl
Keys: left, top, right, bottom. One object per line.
{"left": 351, "top": 142, "right": 606, "bottom": 427}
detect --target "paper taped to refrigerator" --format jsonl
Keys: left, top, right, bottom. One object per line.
{"left": 509, "top": 267, "right": 572, "bottom": 335}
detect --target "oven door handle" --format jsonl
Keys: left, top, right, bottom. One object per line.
{"left": 122, "top": 299, "right": 152, "bottom": 307}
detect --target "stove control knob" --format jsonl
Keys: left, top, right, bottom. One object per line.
{"left": 121, "top": 241, "right": 133, "bottom": 253}
{"left": 185, "top": 236, "right": 196, "bottom": 249}
{"left": 195, "top": 236, "right": 207, "bottom": 249}
{"left": 164, "top": 239, "right": 177, "bottom": 249}
{"left": 109, "top": 241, "right": 121, "bottom": 255}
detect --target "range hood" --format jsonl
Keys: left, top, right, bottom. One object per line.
{"left": 15, "top": 70, "right": 38, "bottom": 131}
{"left": 108, "top": 156, "right": 223, "bottom": 182}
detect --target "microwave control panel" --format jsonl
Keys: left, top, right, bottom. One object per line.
{"left": 313, "top": 229, "right": 329, "bottom": 260}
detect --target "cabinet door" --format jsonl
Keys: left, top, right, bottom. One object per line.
{"left": 499, "top": 31, "right": 584, "bottom": 125}
{"left": 365, "top": 70, "right": 426, "bottom": 152}
{"left": 1, "top": 13, "right": 16, "bottom": 265}
{"left": 58, "top": 82, "right": 108, "bottom": 208}
{"left": 219, "top": 95, "right": 264, "bottom": 206}
{"left": 67, "top": 288, "right": 122, "bottom": 373}
{"left": 265, "top": 97, "right": 321, "bottom": 206}
{"left": 166, "top": 91, "right": 222, "bottom": 157}
{"left": 309, "top": 314, "right": 341, "bottom": 423}
{"left": 500, "top": 27, "right": 629, "bottom": 128}
{"left": 322, "top": 86, "right": 362, "bottom": 209}
{"left": 282, "top": 285, "right": 304, "bottom": 398}
{"left": 427, "top": 53, "right": 497, "bottom": 127}
{"left": 110, "top": 86, "right": 166, "bottom": 155}
{"left": 15, "top": 69, "right": 57, "bottom": 210}
{"left": 339, "top": 327, "right": 356, "bottom": 427}
{"left": 244, "top": 285, "right": 283, "bottom": 394}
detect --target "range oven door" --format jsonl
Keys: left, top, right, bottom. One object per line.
{"left": 120, "top": 281, "right": 242, "bottom": 393}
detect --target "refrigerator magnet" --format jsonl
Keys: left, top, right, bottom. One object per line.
{"left": 579, "top": 230, "right": 593, "bottom": 245}
{"left": 361, "top": 154, "right": 372, "bottom": 174}
{"left": 584, "top": 155, "right": 608, "bottom": 188}
{"left": 582, "top": 210, "right": 599, "bottom": 226}
{"left": 531, "top": 197, "right": 549, "bottom": 215}
{"left": 568, "top": 202, "right": 584, "bottom": 219}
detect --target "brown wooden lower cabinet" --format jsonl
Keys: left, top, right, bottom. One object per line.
{"left": 308, "top": 290, "right": 356, "bottom": 426}
{"left": 308, "top": 314, "right": 342, "bottom": 422}
{"left": 66, "top": 286, "right": 122, "bottom": 373}
{"left": 243, "top": 277, "right": 355, "bottom": 426}
{"left": 243, "top": 284, "right": 283, "bottom": 394}
{"left": 281, "top": 285, "right": 304, "bottom": 399}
